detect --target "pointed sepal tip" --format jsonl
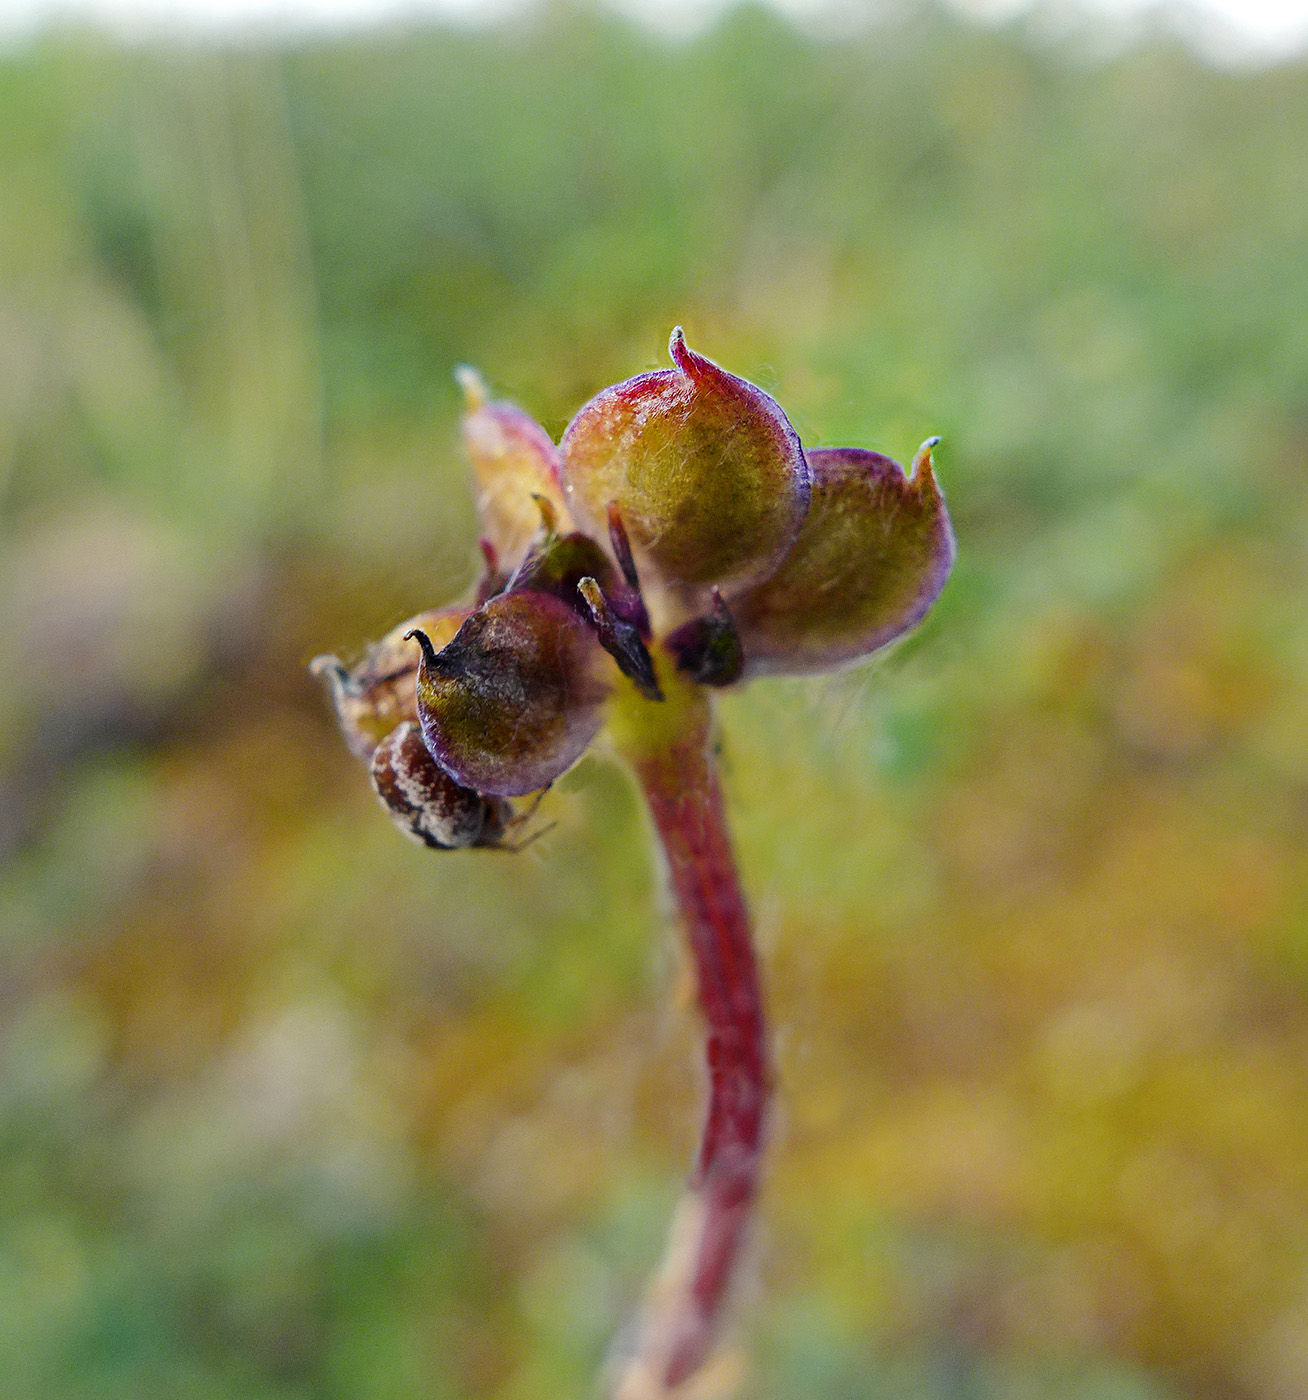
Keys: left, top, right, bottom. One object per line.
{"left": 578, "top": 575, "right": 663, "bottom": 702}
{"left": 911, "top": 436, "right": 942, "bottom": 487}
{"left": 560, "top": 327, "right": 810, "bottom": 593}
{"left": 455, "top": 365, "right": 488, "bottom": 412}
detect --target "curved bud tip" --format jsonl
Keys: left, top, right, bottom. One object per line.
{"left": 309, "top": 653, "right": 349, "bottom": 689}
{"left": 311, "top": 654, "right": 364, "bottom": 750}
{"left": 560, "top": 329, "right": 810, "bottom": 595}
{"left": 734, "top": 443, "right": 955, "bottom": 677}
{"left": 413, "top": 591, "right": 611, "bottom": 797}
{"left": 912, "top": 437, "right": 941, "bottom": 482}
{"left": 668, "top": 325, "right": 693, "bottom": 375}
{"left": 403, "top": 628, "right": 441, "bottom": 668}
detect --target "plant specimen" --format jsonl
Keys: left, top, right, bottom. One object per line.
{"left": 313, "top": 329, "right": 954, "bottom": 1397}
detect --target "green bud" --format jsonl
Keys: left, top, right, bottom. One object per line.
{"left": 734, "top": 440, "right": 954, "bottom": 676}
{"left": 560, "top": 328, "right": 810, "bottom": 595}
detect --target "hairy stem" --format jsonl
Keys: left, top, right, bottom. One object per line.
{"left": 608, "top": 675, "right": 769, "bottom": 1396}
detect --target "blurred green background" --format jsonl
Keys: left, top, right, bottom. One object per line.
{"left": 2, "top": 3, "right": 1308, "bottom": 1396}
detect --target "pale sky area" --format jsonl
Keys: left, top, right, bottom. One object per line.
{"left": 0, "top": 0, "right": 1306, "bottom": 62}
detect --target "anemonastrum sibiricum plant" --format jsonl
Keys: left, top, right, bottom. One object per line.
{"left": 313, "top": 329, "right": 953, "bottom": 1399}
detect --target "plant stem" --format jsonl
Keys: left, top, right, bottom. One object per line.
{"left": 608, "top": 674, "right": 769, "bottom": 1396}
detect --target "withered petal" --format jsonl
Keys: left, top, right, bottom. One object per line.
{"left": 311, "top": 605, "right": 471, "bottom": 759}
{"left": 457, "top": 366, "right": 569, "bottom": 567}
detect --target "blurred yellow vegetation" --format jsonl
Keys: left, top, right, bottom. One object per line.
{"left": 2, "top": 4, "right": 1308, "bottom": 1399}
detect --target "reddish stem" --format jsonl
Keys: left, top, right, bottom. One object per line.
{"left": 616, "top": 715, "right": 769, "bottom": 1394}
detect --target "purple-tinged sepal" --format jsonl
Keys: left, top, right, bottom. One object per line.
{"left": 409, "top": 591, "right": 612, "bottom": 797}
{"left": 560, "top": 328, "right": 811, "bottom": 596}
{"left": 457, "top": 367, "right": 569, "bottom": 567}
{"left": 578, "top": 576, "right": 662, "bottom": 701}
{"left": 310, "top": 606, "right": 471, "bottom": 760}
{"left": 606, "top": 505, "right": 652, "bottom": 638}
{"left": 733, "top": 439, "right": 954, "bottom": 676}
{"left": 474, "top": 536, "right": 511, "bottom": 604}
{"left": 666, "top": 588, "right": 744, "bottom": 688}
{"left": 504, "top": 505, "right": 660, "bottom": 697}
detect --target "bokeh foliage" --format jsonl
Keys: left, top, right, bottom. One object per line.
{"left": 2, "top": 3, "right": 1308, "bottom": 1397}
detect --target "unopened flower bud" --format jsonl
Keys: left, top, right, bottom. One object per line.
{"left": 370, "top": 720, "right": 510, "bottom": 849}
{"left": 457, "top": 366, "right": 569, "bottom": 566}
{"left": 560, "top": 328, "right": 810, "bottom": 595}
{"left": 733, "top": 440, "right": 954, "bottom": 676}
{"left": 509, "top": 524, "right": 615, "bottom": 611}
{"left": 505, "top": 520, "right": 660, "bottom": 698}
{"left": 410, "top": 590, "right": 612, "bottom": 797}
{"left": 665, "top": 588, "right": 744, "bottom": 687}
{"left": 311, "top": 606, "right": 470, "bottom": 759}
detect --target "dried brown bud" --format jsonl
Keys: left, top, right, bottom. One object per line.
{"left": 369, "top": 720, "right": 510, "bottom": 849}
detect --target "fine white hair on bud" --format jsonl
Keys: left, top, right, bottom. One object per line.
{"left": 560, "top": 327, "right": 811, "bottom": 598}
